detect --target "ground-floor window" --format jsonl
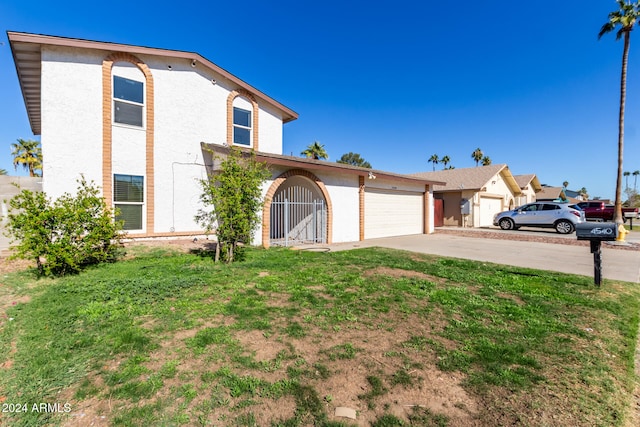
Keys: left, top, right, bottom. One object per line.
{"left": 114, "top": 174, "right": 144, "bottom": 230}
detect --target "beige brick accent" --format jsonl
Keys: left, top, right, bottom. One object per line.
{"left": 424, "top": 184, "right": 430, "bottom": 234}
{"left": 359, "top": 175, "right": 365, "bottom": 241}
{"left": 261, "top": 169, "right": 333, "bottom": 248}
{"left": 227, "top": 90, "right": 259, "bottom": 150}
{"left": 102, "top": 52, "right": 155, "bottom": 235}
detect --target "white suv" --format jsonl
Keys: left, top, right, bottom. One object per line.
{"left": 493, "top": 202, "right": 585, "bottom": 234}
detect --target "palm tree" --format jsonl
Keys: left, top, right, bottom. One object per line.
{"left": 562, "top": 181, "right": 569, "bottom": 189}
{"left": 0, "top": 169, "right": 7, "bottom": 175}
{"left": 481, "top": 156, "right": 492, "bottom": 166}
{"left": 337, "top": 152, "right": 372, "bottom": 168}
{"left": 633, "top": 170, "right": 639, "bottom": 191}
{"left": 300, "top": 141, "right": 328, "bottom": 160}
{"left": 599, "top": 0, "right": 640, "bottom": 225}
{"left": 624, "top": 170, "right": 631, "bottom": 189}
{"left": 471, "top": 148, "right": 483, "bottom": 166}
{"left": 11, "top": 138, "right": 42, "bottom": 177}
{"left": 428, "top": 154, "right": 439, "bottom": 171}
{"left": 441, "top": 155, "right": 451, "bottom": 169}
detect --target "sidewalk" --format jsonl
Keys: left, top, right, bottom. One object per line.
{"left": 324, "top": 232, "right": 640, "bottom": 284}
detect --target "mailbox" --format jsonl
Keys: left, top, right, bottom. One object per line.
{"left": 576, "top": 222, "right": 618, "bottom": 286}
{"left": 576, "top": 222, "right": 618, "bottom": 241}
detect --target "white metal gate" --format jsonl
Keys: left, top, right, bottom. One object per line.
{"left": 270, "top": 184, "right": 327, "bottom": 246}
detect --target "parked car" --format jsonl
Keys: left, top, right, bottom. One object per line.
{"left": 493, "top": 202, "right": 584, "bottom": 234}
{"left": 576, "top": 201, "right": 639, "bottom": 222}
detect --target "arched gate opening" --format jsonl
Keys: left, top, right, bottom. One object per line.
{"left": 269, "top": 175, "right": 327, "bottom": 246}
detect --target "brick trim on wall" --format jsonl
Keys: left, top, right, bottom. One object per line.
{"left": 102, "top": 52, "right": 155, "bottom": 234}
{"left": 261, "top": 169, "right": 333, "bottom": 248}
{"left": 227, "top": 90, "right": 259, "bottom": 151}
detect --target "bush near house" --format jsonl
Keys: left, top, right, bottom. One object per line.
{"left": 4, "top": 177, "right": 123, "bottom": 276}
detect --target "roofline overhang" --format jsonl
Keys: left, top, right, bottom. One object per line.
{"left": 498, "top": 166, "right": 523, "bottom": 196}
{"left": 8, "top": 31, "right": 299, "bottom": 135}
{"left": 201, "top": 143, "right": 446, "bottom": 187}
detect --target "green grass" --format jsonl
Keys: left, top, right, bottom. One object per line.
{"left": 0, "top": 245, "right": 639, "bottom": 426}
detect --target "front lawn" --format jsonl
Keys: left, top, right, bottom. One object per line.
{"left": 1, "top": 246, "right": 638, "bottom": 426}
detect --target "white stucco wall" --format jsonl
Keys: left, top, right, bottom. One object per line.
{"left": 39, "top": 46, "right": 287, "bottom": 236}
{"left": 41, "top": 46, "right": 104, "bottom": 198}
{"left": 316, "top": 171, "right": 360, "bottom": 243}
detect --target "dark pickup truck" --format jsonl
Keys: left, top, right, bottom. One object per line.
{"left": 577, "top": 201, "right": 639, "bottom": 222}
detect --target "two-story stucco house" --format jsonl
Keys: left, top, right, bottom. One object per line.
{"left": 9, "top": 32, "right": 442, "bottom": 247}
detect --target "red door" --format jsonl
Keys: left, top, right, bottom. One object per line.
{"left": 434, "top": 199, "right": 444, "bottom": 227}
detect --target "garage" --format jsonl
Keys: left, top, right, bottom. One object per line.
{"left": 479, "top": 196, "right": 504, "bottom": 227}
{"left": 365, "top": 188, "right": 424, "bottom": 239}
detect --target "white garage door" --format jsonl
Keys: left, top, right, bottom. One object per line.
{"left": 365, "top": 188, "right": 424, "bottom": 239}
{"left": 479, "top": 197, "right": 503, "bottom": 227}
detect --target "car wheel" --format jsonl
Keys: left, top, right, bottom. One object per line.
{"left": 555, "top": 220, "right": 574, "bottom": 234}
{"left": 499, "top": 218, "right": 514, "bottom": 230}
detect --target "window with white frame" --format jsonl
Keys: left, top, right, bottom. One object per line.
{"left": 113, "top": 75, "right": 144, "bottom": 127}
{"left": 233, "top": 107, "right": 252, "bottom": 146}
{"left": 114, "top": 174, "right": 144, "bottom": 230}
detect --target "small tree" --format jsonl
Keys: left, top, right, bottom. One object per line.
{"left": 5, "top": 177, "right": 123, "bottom": 276}
{"left": 301, "top": 141, "right": 329, "bottom": 160}
{"left": 196, "top": 147, "right": 270, "bottom": 263}
{"left": 481, "top": 156, "right": 492, "bottom": 166}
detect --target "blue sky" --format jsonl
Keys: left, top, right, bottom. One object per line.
{"left": 1, "top": 0, "right": 639, "bottom": 200}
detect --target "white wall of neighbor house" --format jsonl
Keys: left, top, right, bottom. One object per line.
{"left": 471, "top": 172, "right": 517, "bottom": 227}
{"left": 41, "top": 46, "right": 104, "bottom": 198}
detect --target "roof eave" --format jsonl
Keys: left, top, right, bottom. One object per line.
{"left": 201, "top": 142, "right": 446, "bottom": 187}
{"left": 7, "top": 31, "right": 299, "bottom": 134}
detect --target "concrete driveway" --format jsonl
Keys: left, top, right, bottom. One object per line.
{"left": 325, "top": 232, "right": 640, "bottom": 284}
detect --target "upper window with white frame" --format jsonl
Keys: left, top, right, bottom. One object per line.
{"left": 233, "top": 107, "right": 252, "bottom": 146}
{"left": 113, "top": 75, "right": 144, "bottom": 127}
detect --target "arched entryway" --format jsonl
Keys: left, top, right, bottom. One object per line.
{"left": 262, "top": 170, "right": 332, "bottom": 248}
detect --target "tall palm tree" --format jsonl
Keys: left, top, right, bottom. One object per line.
{"left": 10, "top": 138, "right": 42, "bottom": 177}
{"left": 624, "top": 170, "right": 631, "bottom": 188}
{"left": 300, "top": 141, "right": 328, "bottom": 160}
{"left": 428, "top": 154, "right": 439, "bottom": 171}
{"left": 481, "top": 156, "right": 492, "bottom": 166}
{"left": 471, "top": 148, "right": 483, "bottom": 166}
{"left": 441, "top": 155, "right": 451, "bottom": 169}
{"left": 633, "top": 170, "right": 639, "bottom": 191}
{"left": 599, "top": 0, "right": 640, "bottom": 225}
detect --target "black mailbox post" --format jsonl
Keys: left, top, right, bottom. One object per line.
{"left": 576, "top": 222, "right": 619, "bottom": 286}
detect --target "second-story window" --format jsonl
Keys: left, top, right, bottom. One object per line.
{"left": 113, "top": 75, "right": 144, "bottom": 127}
{"left": 233, "top": 107, "right": 252, "bottom": 146}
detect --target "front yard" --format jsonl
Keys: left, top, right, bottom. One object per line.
{"left": 0, "top": 245, "right": 639, "bottom": 426}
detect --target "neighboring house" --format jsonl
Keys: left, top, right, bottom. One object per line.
{"left": 412, "top": 164, "right": 522, "bottom": 228}
{"left": 513, "top": 174, "right": 542, "bottom": 206}
{"left": 0, "top": 176, "right": 43, "bottom": 252}
{"left": 9, "top": 32, "right": 443, "bottom": 247}
{"left": 536, "top": 186, "right": 581, "bottom": 203}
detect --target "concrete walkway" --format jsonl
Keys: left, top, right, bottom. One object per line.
{"left": 324, "top": 232, "right": 640, "bottom": 284}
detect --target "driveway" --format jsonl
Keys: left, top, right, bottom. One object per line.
{"left": 325, "top": 231, "right": 640, "bottom": 284}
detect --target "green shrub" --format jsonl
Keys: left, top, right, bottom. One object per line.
{"left": 5, "top": 177, "right": 123, "bottom": 276}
